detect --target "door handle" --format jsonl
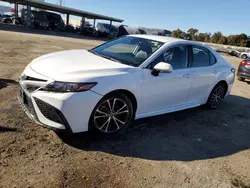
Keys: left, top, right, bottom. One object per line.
{"left": 212, "top": 70, "right": 218, "bottom": 74}
{"left": 183, "top": 73, "right": 191, "bottom": 78}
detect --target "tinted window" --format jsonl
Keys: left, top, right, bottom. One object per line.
{"left": 149, "top": 46, "right": 188, "bottom": 70}
{"left": 190, "top": 46, "right": 210, "bottom": 67}
{"left": 210, "top": 52, "right": 217, "bottom": 65}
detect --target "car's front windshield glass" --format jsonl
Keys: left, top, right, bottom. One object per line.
{"left": 90, "top": 36, "right": 164, "bottom": 67}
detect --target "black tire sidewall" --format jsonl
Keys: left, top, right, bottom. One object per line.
{"left": 242, "top": 54, "right": 247, "bottom": 59}
{"left": 89, "top": 92, "right": 134, "bottom": 135}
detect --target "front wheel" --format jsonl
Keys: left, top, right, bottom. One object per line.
{"left": 206, "top": 84, "right": 227, "bottom": 109}
{"left": 89, "top": 93, "right": 134, "bottom": 135}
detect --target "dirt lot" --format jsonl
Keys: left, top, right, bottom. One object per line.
{"left": 0, "top": 27, "right": 250, "bottom": 188}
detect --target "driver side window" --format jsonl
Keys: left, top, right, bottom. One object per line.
{"left": 148, "top": 46, "right": 188, "bottom": 70}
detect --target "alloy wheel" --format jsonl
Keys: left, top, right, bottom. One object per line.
{"left": 94, "top": 98, "right": 130, "bottom": 133}
{"left": 210, "top": 86, "right": 225, "bottom": 108}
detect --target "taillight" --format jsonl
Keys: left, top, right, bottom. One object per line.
{"left": 240, "top": 61, "right": 250, "bottom": 65}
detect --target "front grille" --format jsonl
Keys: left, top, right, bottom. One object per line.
{"left": 26, "top": 76, "right": 47, "bottom": 82}
{"left": 34, "top": 98, "right": 67, "bottom": 125}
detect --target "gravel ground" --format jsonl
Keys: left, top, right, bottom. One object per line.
{"left": 0, "top": 26, "right": 250, "bottom": 188}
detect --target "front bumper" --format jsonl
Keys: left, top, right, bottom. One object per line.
{"left": 18, "top": 88, "right": 71, "bottom": 133}
{"left": 19, "top": 67, "right": 103, "bottom": 133}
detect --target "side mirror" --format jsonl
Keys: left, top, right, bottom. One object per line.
{"left": 152, "top": 62, "right": 173, "bottom": 76}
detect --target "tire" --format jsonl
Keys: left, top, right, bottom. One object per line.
{"left": 241, "top": 54, "right": 248, "bottom": 59}
{"left": 238, "top": 77, "right": 245, "bottom": 81}
{"left": 206, "top": 83, "right": 227, "bottom": 109}
{"left": 89, "top": 92, "right": 134, "bottom": 135}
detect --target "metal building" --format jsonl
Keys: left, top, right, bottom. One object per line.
{"left": 1, "top": 0, "right": 123, "bottom": 31}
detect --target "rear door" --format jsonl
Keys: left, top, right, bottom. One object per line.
{"left": 186, "top": 45, "right": 218, "bottom": 103}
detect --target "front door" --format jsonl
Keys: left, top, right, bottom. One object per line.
{"left": 141, "top": 45, "right": 192, "bottom": 114}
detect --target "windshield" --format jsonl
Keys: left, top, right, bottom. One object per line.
{"left": 90, "top": 36, "right": 164, "bottom": 67}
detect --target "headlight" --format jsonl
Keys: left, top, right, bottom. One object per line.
{"left": 43, "top": 82, "right": 97, "bottom": 92}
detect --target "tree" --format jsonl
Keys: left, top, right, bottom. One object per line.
{"left": 227, "top": 35, "right": 237, "bottom": 46}
{"left": 204, "top": 33, "right": 211, "bottom": 43}
{"left": 218, "top": 36, "right": 228, "bottom": 45}
{"left": 211, "top": 32, "right": 223, "bottom": 43}
{"left": 171, "top": 29, "right": 186, "bottom": 39}
{"left": 197, "top": 33, "right": 206, "bottom": 42}
{"left": 227, "top": 34, "right": 248, "bottom": 47}
{"left": 239, "top": 33, "right": 248, "bottom": 47}
{"left": 187, "top": 28, "right": 198, "bottom": 41}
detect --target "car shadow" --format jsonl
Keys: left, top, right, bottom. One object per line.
{"left": 0, "top": 78, "right": 17, "bottom": 90}
{"left": 0, "top": 23, "right": 108, "bottom": 42}
{"left": 60, "top": 94, "right": 250, "bottom": 161}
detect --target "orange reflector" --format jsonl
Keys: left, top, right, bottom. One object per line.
{"left": 77, "top": 84, "right": 96, "bottom": 91}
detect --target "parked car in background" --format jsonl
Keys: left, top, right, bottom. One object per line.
{"left": 21, "top": 9, "right": 48, "bottom": 29}
{"left": 19, "top": 35, "right": 235, "bottom": 134}
{"left": 32, "top": 11, "right": 49, "bottom": 29}
{"left": 239, "top": 51, "right": 250, "bottom": 59}
{"left": 237, "top": 58, "right": 250, "bottom": 81}
{"left": 43, "top": 11, "right": 65, "bottom": 31}
{"left": 64, "top": 24, "right": 75, "bottom": 32}
{"left": 229, "top": 49, "right": 241, "bottom": 57}
{"left": 80, "top": 21, "right": 96, "bottom": 36}
{"left": 95, "top": 23, "right": 117, "bottom": 37}
{"left": 1, "top": 14, "right": 13, "bottom": 23}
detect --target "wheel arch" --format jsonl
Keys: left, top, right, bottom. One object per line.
{"left": 103, "top": 89, "right": 138, "bottom": 116}
{"left": 88, "top": 89, "right": 138, "bottom": 132}
{"left": 208, "top": 80, "right": 228, "bottom": 101}
{"left": 216, "top": 80, "right": 228, "bottom": 92}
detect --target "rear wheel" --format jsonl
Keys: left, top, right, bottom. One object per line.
{"left": 238, "top": 77, "right": 245, "bottom": 81}
{"left": 89, "top": 93, "right": 134, "bottom": 135}
{"left": 206, "top": 83, "right": 227, "bottom": 109}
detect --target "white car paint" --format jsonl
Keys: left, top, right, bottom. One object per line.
{"left": 19, "top": 35, "right": 235, "bottom": 133}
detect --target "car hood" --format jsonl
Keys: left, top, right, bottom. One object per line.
{"left": 29, "top": 49, "right": 133, "bottom": 82}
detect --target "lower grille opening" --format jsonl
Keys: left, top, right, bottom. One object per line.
{"left": 26, "top": 86, "right": 40, "bottom": 93}
{"left": 20, "top": 89, "right": 36, "bottom": 116}
{"left": 34, "top": 98, "right": 67, "bottom": 125}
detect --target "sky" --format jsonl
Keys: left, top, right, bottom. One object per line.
{"left": 0, "top": 0, "right": 250, "bottom": 36}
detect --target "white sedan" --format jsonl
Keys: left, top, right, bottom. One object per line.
{"left": 19, "top": 35, "right": 235, "bottom": 134}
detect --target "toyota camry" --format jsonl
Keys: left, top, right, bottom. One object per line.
{"left": 18, "top": 35, "right": 235, "bottom": 134}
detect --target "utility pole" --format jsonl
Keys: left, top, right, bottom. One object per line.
{"left": 57, "top": 0, "right": 64, "bottom": 6}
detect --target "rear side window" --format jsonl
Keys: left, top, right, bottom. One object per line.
{"left": 190, "top": 46, "right": 210, "bottom": 67}
{"left": 210, "top": 52, "right": 217, "bottom": 65}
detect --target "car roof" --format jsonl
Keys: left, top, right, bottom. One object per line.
{"left": 129, "top": 34, "right": 182, "bottom": 43}
{"left": 129, "top": 34, "right": 216, "bottom": 50}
